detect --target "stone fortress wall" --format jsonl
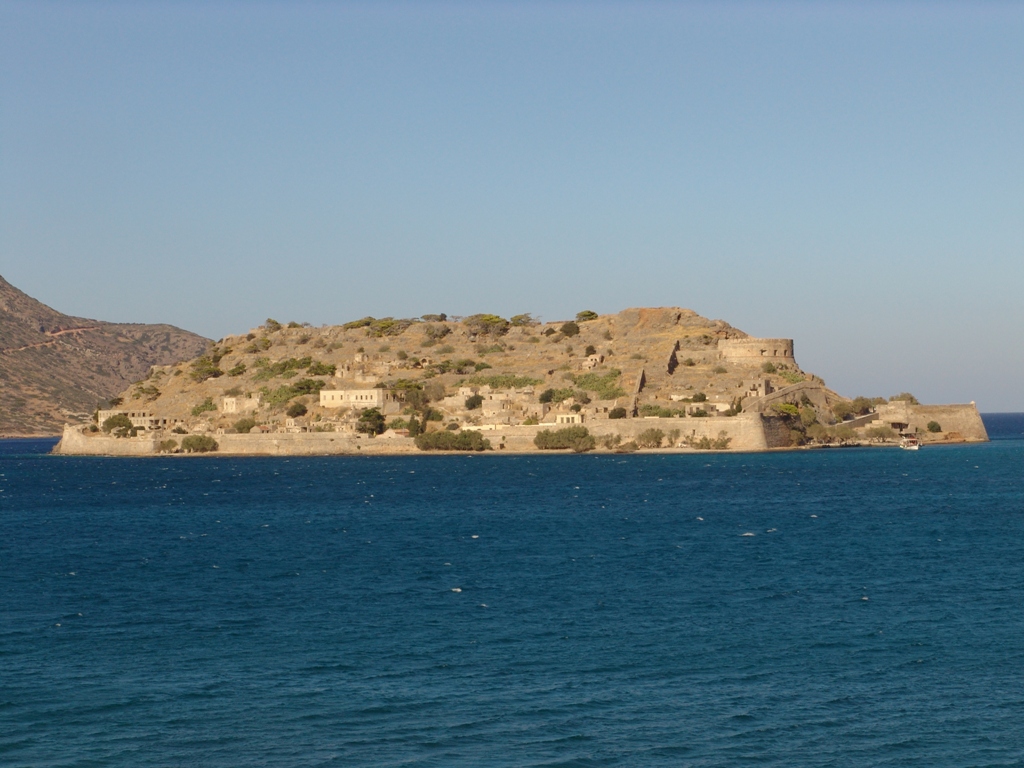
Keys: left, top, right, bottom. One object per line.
{"left": 718, "top": 338, "right": 795, "bottom": 364}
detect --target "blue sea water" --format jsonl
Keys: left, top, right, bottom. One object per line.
{"left": 2, "top": 418, "right": 1023, "bottom": 766}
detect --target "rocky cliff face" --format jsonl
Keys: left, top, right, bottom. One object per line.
{"left": 0, "top": 275, "right": 209, "bottom": 435}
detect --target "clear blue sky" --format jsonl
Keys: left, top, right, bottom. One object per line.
{"left": 2, "top": 1, "right": 1022, "bottom": 410}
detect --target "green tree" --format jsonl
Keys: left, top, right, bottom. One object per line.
{"left": 357, "top": 408, "right": 386, "bottom": 435}
{"left": 233, "top": 417, "right": 257, "bottom": 433}
{"left": 534, "top": 426, "right": 595, "bottom": 452}
{"left": 191, "top": 398, "right": 217, "bottom": 417}
{"left": 575, "top": 310, "right": 599, "bottom": 322}
{"left": 890, "top": 392, "right": 920, "bottom": 405}
{"left": 559, "top": 321, "right": 580, "bottom": 337}
{"left": 189, "top": 356, "right": 223, "bottom": 382}
{"left": 464, "top": 314, "right": 510, "bottom": 336}
{"left": 265, "top": 318, "right": 283, "bottom": 332}
{"left": 181, "top": 435, "right": 218, "bottom": 452}
{"left": 761, "top": 362, "right": 777, "bottom": 374}
{"left": 102, "top": 413, "right": 134, "bottom": 437}
{"left": 465, "top": 394, "right": 484, "bottom": 410}
{"left": 286, "top": 402, "right": 307, "bottom": 418}
{"left": 609, "top": 406, "right": 627, "bottom": 419}
{"left": 927, "top": 420, "right": 942, "bottom": 433}
{"left": 636, "top": 428, "right": 665, "bottom": 448}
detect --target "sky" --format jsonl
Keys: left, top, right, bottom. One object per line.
{"left": 1, "top": 1, "right": 1022, "bottom": 410}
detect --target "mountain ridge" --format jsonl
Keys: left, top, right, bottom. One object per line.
{"left": 0, "top": 275, "right": 210, "bottom": 435}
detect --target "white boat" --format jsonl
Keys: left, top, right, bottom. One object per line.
{"left": 899, "top": 436, "right": 920, "bottom": 450}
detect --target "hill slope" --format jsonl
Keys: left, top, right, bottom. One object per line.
{"left": 0, "top": 275, "right": 209, "bottom": 435}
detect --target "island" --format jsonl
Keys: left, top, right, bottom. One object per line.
{"left": 53, "top": 307, "right": 988, "bottom": 455}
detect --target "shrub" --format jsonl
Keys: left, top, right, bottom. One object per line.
{"left": 540, "top": 387, "right": 580, "bottom": 404}
{"left": 687, "top": 431, "right": 732, "bottom": 450}
{"left": 191, "top": 398, "right": 217, "bottom": 417}
{"left": 422, "top": 323, "right": 451, "bottom": 340}
{"left": 157, "top": 439, "right": 178, "bottom": 453}
{"left": 464, "top": 314, "right": 510, "bottom": 337}
{"left": 761, "top": 362, "right": 777, "bottom": 374}
{"left": 245, "top": 337, "right": 273, "bottom": 353}
{"left": 602, "top": 434, "right": 621, "bottom": 449}
{"left": 234, "top": 417, "right": 257, "bottom": 433}
{"left": 559, "top": 321, "right": 580, "bottom": 337}
{"left": 865, "top": 425, "right": 897, "bottom": 441}
{"left": 772, "top": 403, "right": 800, "bottom": 417}
{"left": 523, "top": 417, "right": 539, "bottom": 425}
{"left": 437, "top": 344, "right": 455, "bottom": 354}
{"left": 575, "top": 310, "right": 599, "bottom": 322}
{"left": 421, "top": 313, "right": 447, "bottom": 322}
{"left": 692, "top": 392, "right": 707, "bottom": 402}
{"left": 466, "top": 374, "right": 542, "bottom": 389}
{"left": 806, "top": 423, "right": 830, "bottom": 442}
{"left": 890, "top": 392, "right": 920, "bottom": 405}
{"left": 102, "top": 413, "right": 134, "bottom": 437}
{"left": 799, "top": 407, "right": 818, "bottom": 427}
{"left": 927, "top": 421, "right": 942, "bottom": 433}
{"left": 189, "top": 356, "right": 223, "bottom": 382}
{"left": 446, "top": 422, "right": 460, "bottom": 431}
{"left": 307, "top": 361, "right": 336, "bottom": 376}
{"left": 172, "top": 426, "right": 187, "bottom": 434}
{"left": 682, "top": 358, "right": 696, "bottom": 366}
{"left": 264, "top": 318, "right": 283, "bottom": 332}
{"left": 474, "top": 362, "right": 492, "bottom": 371}
{"left": 181, "top": 435, "right": 218, "bottom": 453}
{"left": 368, "top": 318, "right": 415, "bottom": 337}
{"left": 609, "top": 407, "right": 628, "bottom": 419}
{"left": 584, "top": 345, "right": 597, "bottom": 356}
{"left": 713, "top": 366, "right": 727, "bottom": 374}
{"left": 343, "top": 316, "right": 375, "bottom": 330}
{"left": 287, "top": 321, "right": 302, "bottom": 329}
{"left": 638, "top": 404, "right": 678, "bottom": 418}
{"left": 832, "top": 401, "right": 854, "bottom": 420}
{"left": 543, "top": 327, "right": 557, "bottom": 336}
{"left": 227, "top": 363, "right": 247, "bottom": 376}
{"left": 510, "top": 313, "right": 537, "bottom": 326}
{"left": 636, "top": 428, "right": 664, "bottom": 449}
{"left": 571, "top": 370, "right": 625, "bottom": 400}
{"left": 397, "top": 350, "right": 409, "bottom": 360}
{"left": 617, "top": 440, "right": 639, "bottom": 453}
{"left": 779, "top": 371, "right": 804, "bottom": 384}
{"left": 286, "top": 402, "right": 307, "bottom": 418}
{"left": 534, "top": 426, "right": 595, "bottom": 453}
{"left": 465, "top": 394, "right": 484, "bottom": 410}
{"left": 415, "top": 430, "right": 492, "bottom": 451}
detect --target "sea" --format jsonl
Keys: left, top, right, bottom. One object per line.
{"left": 2, "top": 414, "right": 1024, "bottom": 767}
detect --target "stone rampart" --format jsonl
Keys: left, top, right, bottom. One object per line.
{"left": 873, "top": 402, "right": 988, "bottom": 442}
{"left": 55, "top": 413, "right": 773, "bottom": 455}
{"left": 718, "top": 338, "right": 795, "bottom": 364}
{"left": 54, "top": 425, "right": 420, "bottom": 456}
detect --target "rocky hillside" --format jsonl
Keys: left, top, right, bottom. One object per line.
{"left": 98, "top": 307, "right": 834, "bottom": 433}
{"left": 0, "top": 275, "right": 209, "bottom": 435}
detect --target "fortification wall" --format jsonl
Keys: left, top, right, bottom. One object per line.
{"left": 54, "top": 425, "right": 420, "bottom": 456}
{"left": 718, "top": 338, "right": 795, "bottom": 364}
{"left": 55, "top": 413, "right": 772, "bottom": 455}
{"left": 911, "top": 404, "right": 988, "bottom": 441}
